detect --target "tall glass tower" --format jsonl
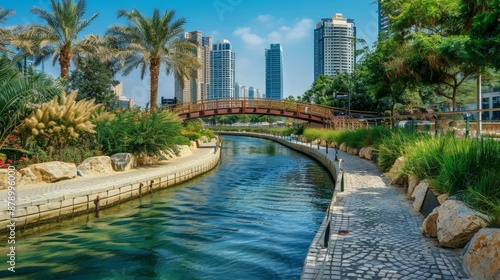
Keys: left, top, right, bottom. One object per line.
{"left": 209, "top": 40, "right": 235, "bottom": 99}
{"left": 265, "top": 44, "right": 283, "bottom": 100}
{"left": 314, "top": 13, "right": 356, "bottom": 81}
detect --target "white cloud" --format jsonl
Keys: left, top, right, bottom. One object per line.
{"left": 256, "top": 14, "right": 274, "bottom": 22}
{"left": 233, "top": 17, "right": 313, "bottom": 49}
{"left": 233, "top": 27, "right": 266, "bottom": 48}
{"left": 267, "top": 31, "right": 282, "bottom": 43}
{"left": 285, "top": 19, "right": 313, "bottom": 40}
{"left": 279, "top": 26, "right": 291, "bottom": 32}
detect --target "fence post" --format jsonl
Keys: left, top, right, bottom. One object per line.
{"left": 340, "top": 170, "right": 345, "bottom": 192}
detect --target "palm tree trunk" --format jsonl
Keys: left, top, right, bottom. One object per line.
{"left": 150, "top": 59, "right": 160, "bottom": 109}
{"left": 59, "top": 48, "right": 72, "bottom": 78}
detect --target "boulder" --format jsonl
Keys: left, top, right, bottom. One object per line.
{"left": 339, "top": 143, "right": 347, "bottom": 152}
{"left": 422, "top": 207, "right": 439, "bottom": 237}
{"left": 200, "top": 136, "right": 209, "bottom": 143}
{"left": 412, "top": 180, "right": 429, "bottom": 211}
{"left": 347, "top": 147, "right": 358, "bottom": 156}
{"left": 147, "top": 155, "right": 159, "bottom": 165}
{"left": 407, "top": 175, "right": 419, "bottom": 200}
{"left": 463, "top": 228, "right": 500, "bottom": 280}
{"left": 363, "top": 147, "right": 373, "bottom": 161}
{"left": 0, "top": 169, "right": 22, "bottom": 189}
{"left": 437, "top": 200, "right": 487, "bottom": 248}
{"left": 110, "top": 153, "right": 135, "bottom": 171}
{"left": 24, "top": 161, "right": 76, "bottom": 183}
{"left": 176, "top": 145, "right": 192, "bottom": 157}
{"left": 77, "top": 156, "right": 113, "bottom": 176}
{"left": 358, "top": 147, "right": 366, "bottom": 158}
{"left": 189, "top": 141, "right": 197, "bottom": 152}
{"left": 160, "top": 149, "right": 176, "bottom": 160}
{"left": 19, "top": 167, "right": 39, "bottom": 185}
{"left": 386, "top": 156, "right": 407, "bottom": 187}
{"left": 437, "top": 194, "right": 449, "bottom": 205}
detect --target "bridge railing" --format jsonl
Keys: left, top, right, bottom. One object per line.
{"left": 168, "top": 98, "right": 382, "bottom": 125}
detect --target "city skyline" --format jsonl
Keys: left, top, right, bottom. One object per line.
{"left": 3, "top": 1, "right": 378, "bottom": 106}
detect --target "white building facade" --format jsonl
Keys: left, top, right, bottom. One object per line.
{"left": 209, "top": 40, "right": 235, "bottom": 99}
{"left": 314, "top": 13, "right": 356, "bottom": 80}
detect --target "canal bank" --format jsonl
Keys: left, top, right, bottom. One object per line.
{"left": 0, "top": 139, "right": 221, "bottom": 233}
{"left": 218, "top": 131, "right": 469, "bottom": 280}
{"left": 1, "top": 134, "right": 334, "bottom": 280}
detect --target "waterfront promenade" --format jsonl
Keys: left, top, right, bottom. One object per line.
{"left": 0, "top": 139, "right": 220, "bottom": 232}
{"left": 295, "top": 142, "right": 470, "bottom": 280}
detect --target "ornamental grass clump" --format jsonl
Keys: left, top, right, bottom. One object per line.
{"left": 402, "top": 134, "right": 451, "bottom": 184}
{"left": 376, "top": 129, "right": 430, "bottom": 171}
{"left": 437, "top": 138, "right": 500, "bottom": 196}
{"left": 16, "top": 91, "right": 102, "bottom": 150}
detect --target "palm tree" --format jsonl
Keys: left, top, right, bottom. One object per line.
{"left": 0, "top": 7, "right": 15, "bottom": 54}
{"left": 106, "top": 8, "right": 200, "bottom": 108}
{"left": 0, "top": 55, "right": 61, "bottom": 148}
{"left": 26, "top": 0, "right": 98, "bottom": 78}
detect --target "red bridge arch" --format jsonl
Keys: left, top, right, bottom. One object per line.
{"left": 168, "top": 98, "right": 380, "bottom": 125}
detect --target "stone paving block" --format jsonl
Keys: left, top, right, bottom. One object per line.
{"left": 119, "top": 185, "right": 132, "bottom": 194}
{"left": 73, "top": 202, "right": 88, "bottom": 214}
{"left": 0, "top": 219, "right": 13, "bottom": 229}
{"left": 73, "top": 196, "right": 88, "bottom": 205}
{"left": 39, "top": 208, "right": 60, "bottom": 220}
{"left": 107, "top": 189, "right": 120, "bottom": 197}
{"left": 106, "top": 195, "right": 120, "bottom": 206}
{"left": 38, "top": 201, "right": 61, "bottom": 212}
{"left": 60, "top": 206, "right": 74, "bottom": 217}
{"left": 60, "top": 198, "right": 73, "bottom": 208}
{"left": 120, "top": 192, "right": 132, "bottom": 201}
{"left": 14, "top": 207, "right": 27, "bottom": 218}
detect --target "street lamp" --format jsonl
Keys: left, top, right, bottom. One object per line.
{"left": 333, "top": 92, "right": 350, "bottom": 118}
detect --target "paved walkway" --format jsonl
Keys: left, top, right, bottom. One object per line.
{"left": 298, "top": 142, "right": 470, "bottom": 280}
{"left": 0, "top": 140, "right": 218, "bottom": 210}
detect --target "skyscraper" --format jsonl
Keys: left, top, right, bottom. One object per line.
{"left": 314, "top": 13, "right": 356, "bottom": 80}
{"left": 378, "top": 1, "right": 390, "bottom": 39}
{"left": 174, "top": 31, "right": 212, "bottom": 103}
{"left": 209, "top": 39, "right": 235, "bottom": 99}
{"left": 265, "top": 44, "right": 283, "bottom": 100}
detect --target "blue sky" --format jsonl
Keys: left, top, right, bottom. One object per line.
{"left": 3, "top": 0, "right": 379, "bottom": 106}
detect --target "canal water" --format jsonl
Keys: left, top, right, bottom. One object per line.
{"left": 2, "top": 136, "right": 334, "bottom": 280}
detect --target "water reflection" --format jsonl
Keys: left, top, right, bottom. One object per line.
{"left": 3, "top": 136, "right": 334, "bottom": 280}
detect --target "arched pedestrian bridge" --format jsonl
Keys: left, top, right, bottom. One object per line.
{"left": 168, "top": 98, "right": 380, "bottom": 126}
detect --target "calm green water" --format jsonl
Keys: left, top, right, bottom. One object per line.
{"left": 2, "top": 136, "right": 334, "bottom": 280}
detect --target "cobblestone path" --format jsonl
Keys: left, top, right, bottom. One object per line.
{"left": 301, "top": 145, "right": 470, "bottom": 280}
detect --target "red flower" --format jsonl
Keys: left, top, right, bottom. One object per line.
{"left": 99, "top": 150, "right": 103, "bottom": 155}
{"left": 0, "top": 159, "right": 3, "bottom": 164}
{"left": 6, "top": 159, "right": 12, "bottom": 163}
{"left": 31, "top": 157, "right": 35, "bottom": 162}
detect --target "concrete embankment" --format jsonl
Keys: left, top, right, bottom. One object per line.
{"left": 0, "top": 139, "right": 221, "bottom": 233}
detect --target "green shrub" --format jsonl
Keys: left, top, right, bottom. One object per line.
{"left": 97, "top": 110, "right": 184, "bottom": 156}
